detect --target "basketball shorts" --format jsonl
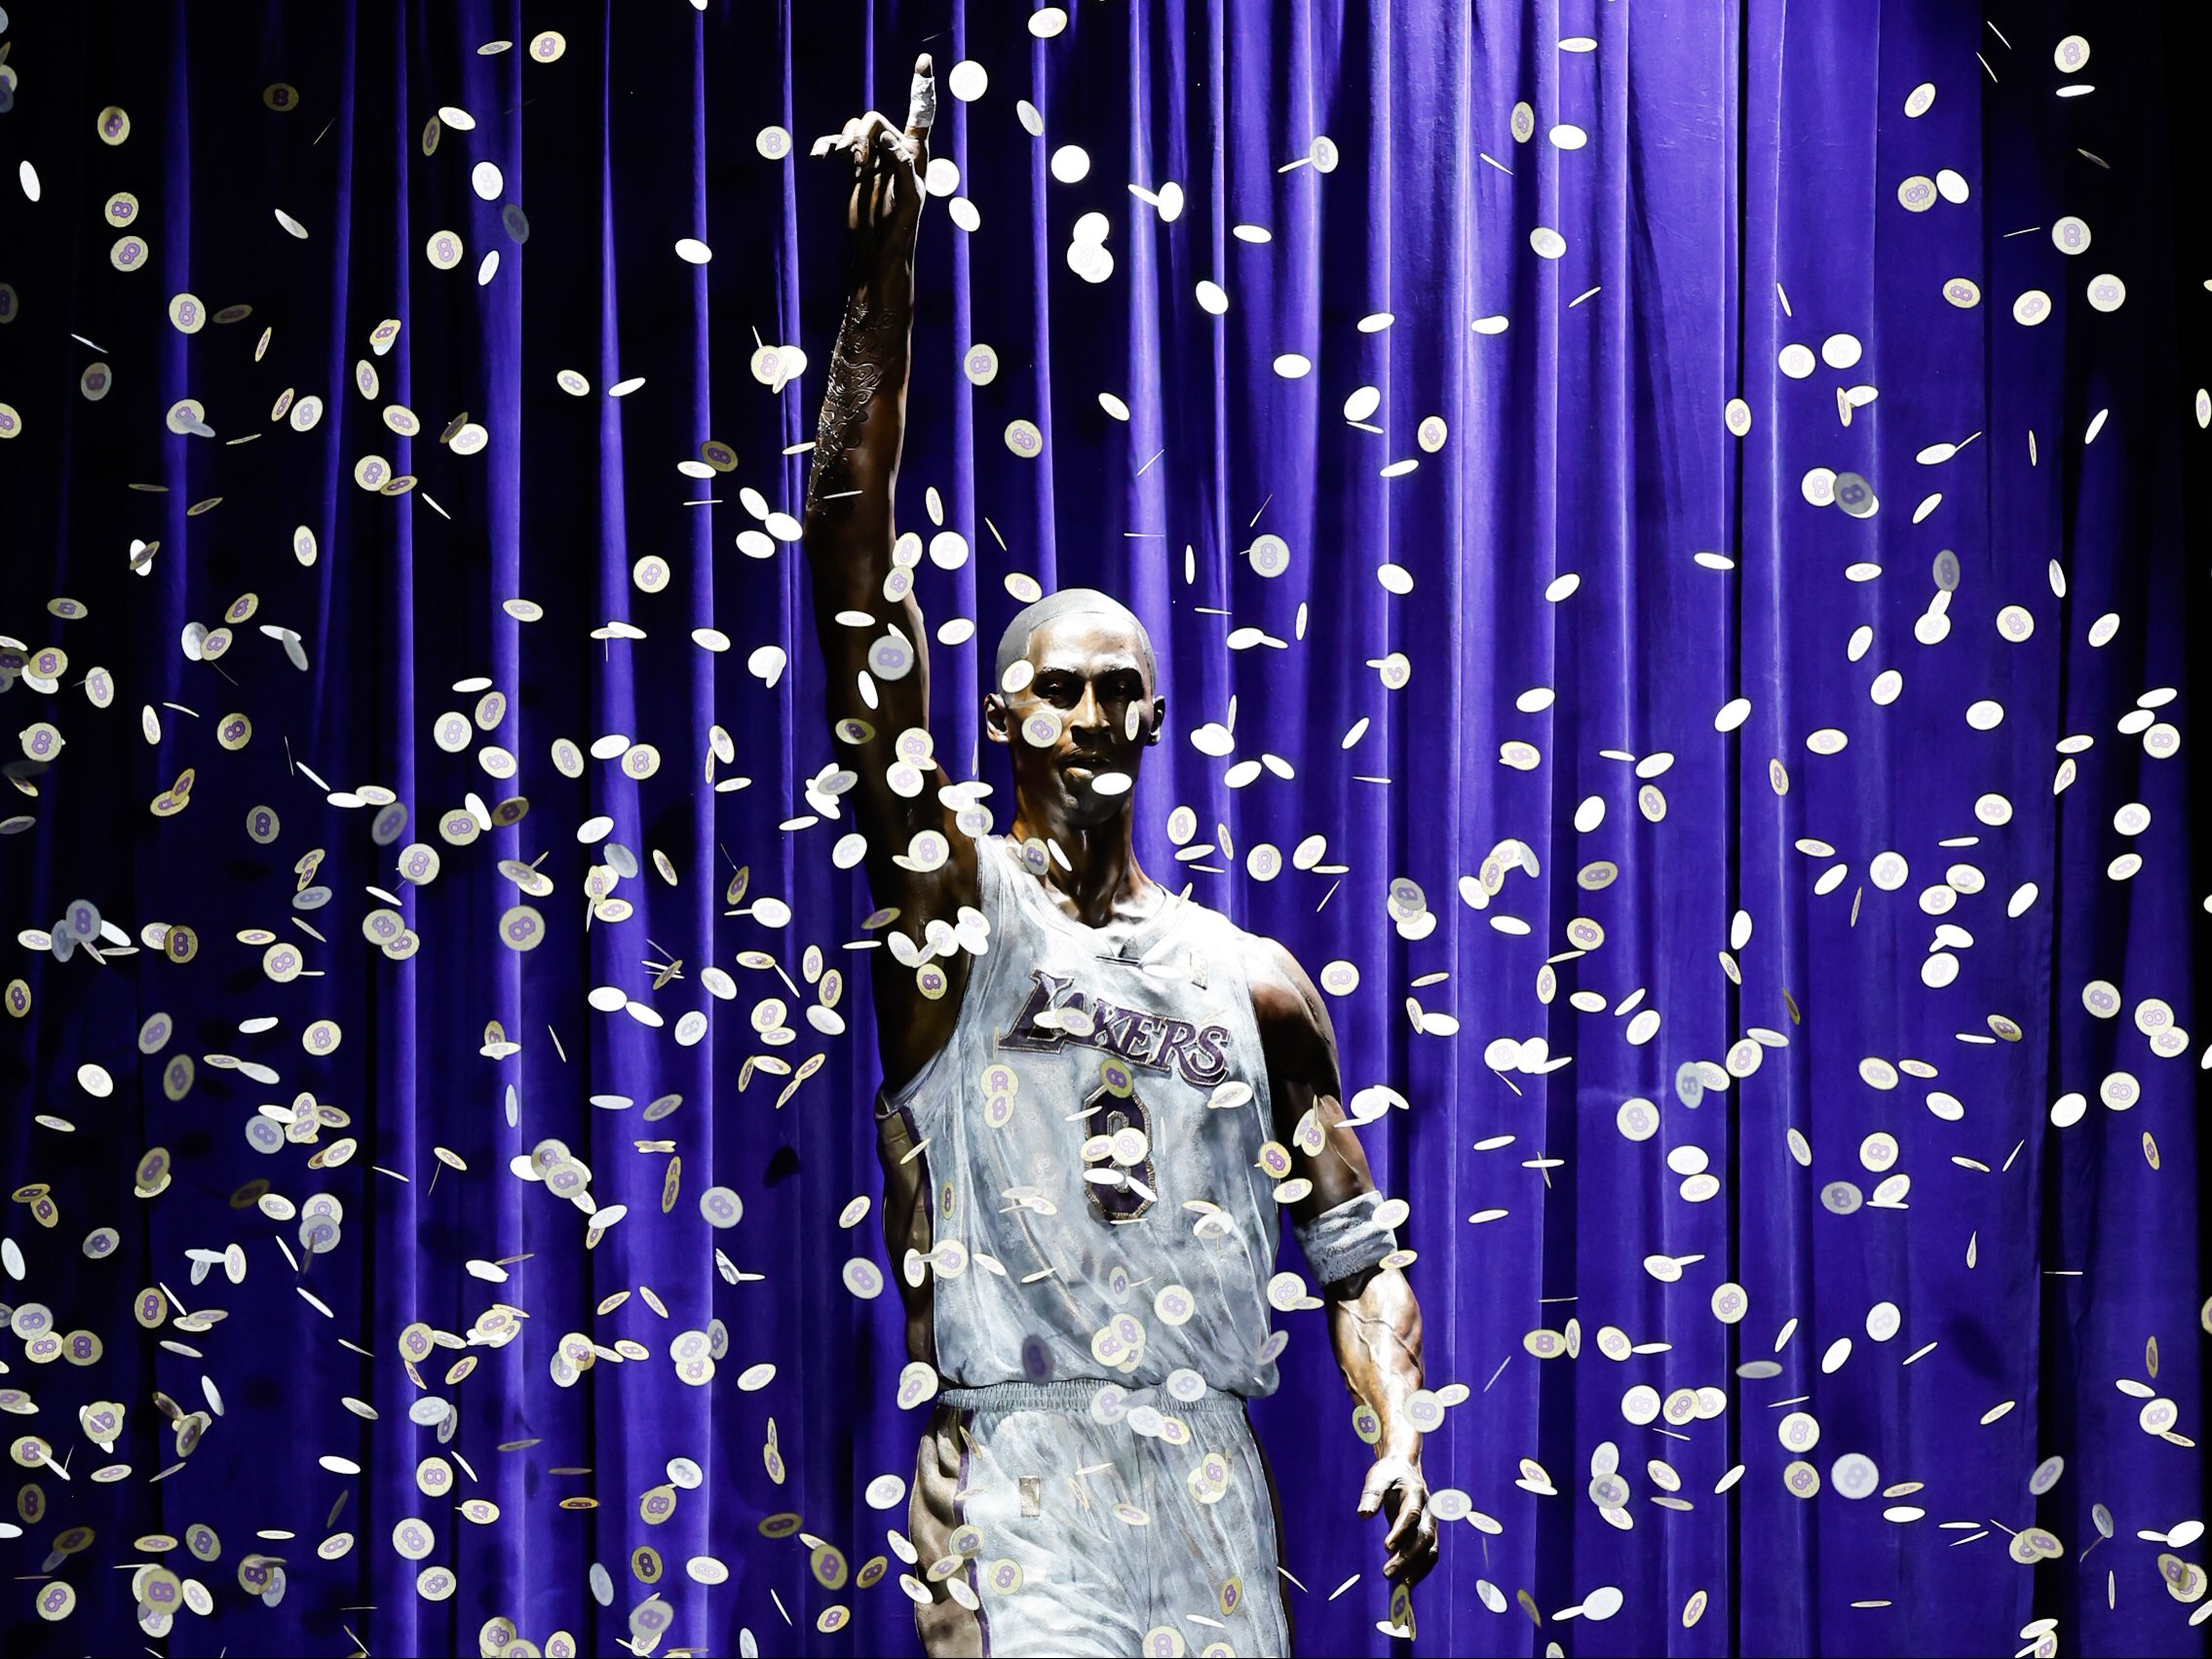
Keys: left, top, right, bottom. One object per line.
{"left": 902, "top": 1379, "right": 1293, "bottom": 1657}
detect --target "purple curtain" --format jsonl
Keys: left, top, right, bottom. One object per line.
{"left": 1, "top": 1, "right": 2203, "bottom": 1655}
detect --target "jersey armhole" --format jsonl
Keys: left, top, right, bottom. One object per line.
{"left": 877, "top": 833, "right": 1015, "bottom": 1120}
{"left": 1227, "top": 925, "right": 1286, "bottom": 1153}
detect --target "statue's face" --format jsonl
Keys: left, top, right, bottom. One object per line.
{"left": 985, "top": 612, "right": 1165, "bottom": 830}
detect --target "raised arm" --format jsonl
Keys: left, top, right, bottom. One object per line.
{"left": 1250, "top": 936, "right": 1438, "bottom": 1591}
{"left": 802, "top": 56, "right": 981, "bottom": 1092}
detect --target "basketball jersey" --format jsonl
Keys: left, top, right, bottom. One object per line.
{"left": 875, "top": 832, "right": 1288, "bottom": 1398}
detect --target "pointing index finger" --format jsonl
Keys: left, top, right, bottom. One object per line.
{"left": 905, "top": 53, "right": 936, "bottom": 146}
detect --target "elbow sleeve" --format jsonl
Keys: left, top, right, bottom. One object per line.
{"left": 1292, "top": 1189, "right": 1399, "bottom": 1290}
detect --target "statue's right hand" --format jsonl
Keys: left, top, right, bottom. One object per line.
{"left": 815, "top": 53, "right": 934, "bottom": 281}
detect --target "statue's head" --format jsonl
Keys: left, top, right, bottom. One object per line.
{"left": 983, "top": 589, "right": 1164, "bottom": 830}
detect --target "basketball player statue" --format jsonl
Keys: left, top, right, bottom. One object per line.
{"left": 802, "top": 58, "right": 1437, "bottom": 1657}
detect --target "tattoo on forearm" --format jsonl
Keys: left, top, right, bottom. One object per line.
{"left": 806, "top": 290, "right": 901, "bottom": 515}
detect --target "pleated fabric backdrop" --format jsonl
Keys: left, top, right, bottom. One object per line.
{"left": 0, "top": 0, "right": 2204, "bottom": 1654}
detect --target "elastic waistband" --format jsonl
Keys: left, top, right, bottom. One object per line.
{"left": 940, "top": 1379, "right": 1249, "bottom": 1415}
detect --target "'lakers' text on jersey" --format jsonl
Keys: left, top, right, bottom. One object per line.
{"left": 997, "top": 967, "right": 1236, "bottom": 1088}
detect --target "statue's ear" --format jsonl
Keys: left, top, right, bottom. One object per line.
{"left": 1148, "top": 695, "right": 1165, "bottom": 744}
{"left": 982, "top": 692, "right": 1010, "bottom": 745}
